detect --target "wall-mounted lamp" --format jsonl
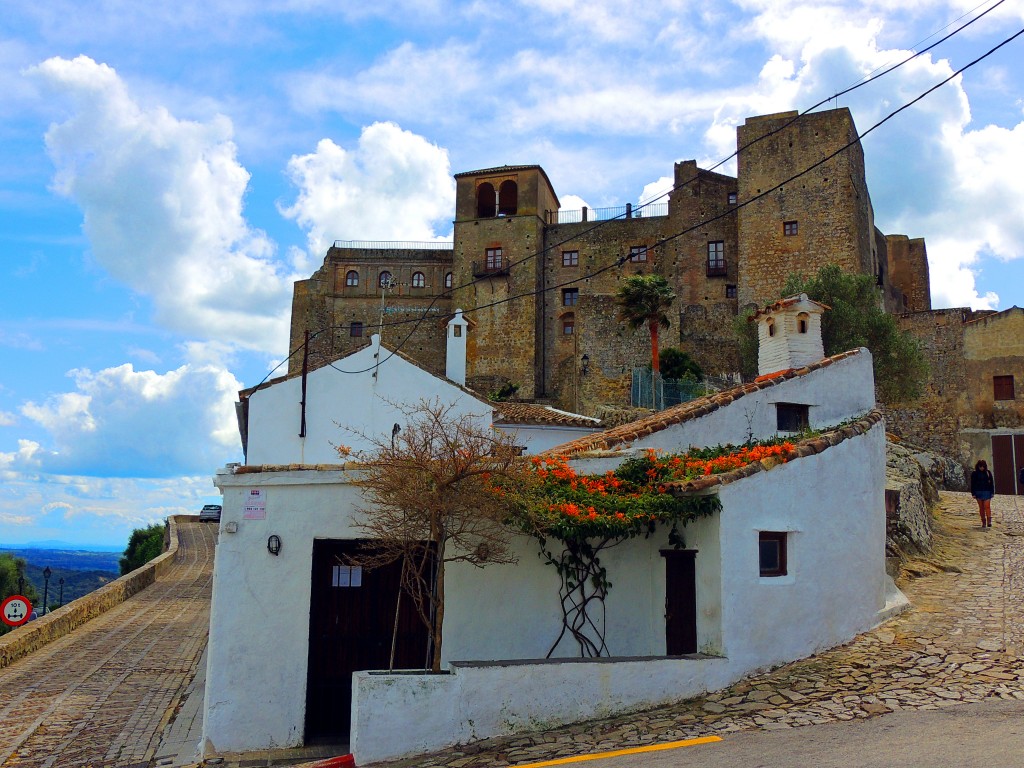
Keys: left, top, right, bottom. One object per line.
{"left": 267, "top": 535, "right": 282, "bottom": 556}
{"left": 580, "top": 353, "right": 590, "bottom": 376}
{"left": 391, "top": 423, "right": 402, "bottom": 449}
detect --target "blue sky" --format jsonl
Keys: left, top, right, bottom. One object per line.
{"left": 1, "top": 0, "right": 1022, "bottom": 548}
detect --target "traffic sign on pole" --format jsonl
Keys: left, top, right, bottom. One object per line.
{"left": 1, "top": 595, "right": 32, "bottom": 627}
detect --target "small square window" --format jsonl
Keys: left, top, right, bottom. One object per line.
{"left": 562, "top": 288, "right": 579, "bottom": 307}
{"left": 726, "top": 284, "right": 737, "bottom": 299}
{"left": 727, "top": 192, "right": 737, "bottom": 205}
{"left": 562, "top": 250, "right": 579, "bottom": 267}
{"left": 759, "top": 532, "right": 787, "bottom": 577}
{"left": 331, "top": 565, "right": 363, "bottom": 587}
{"left": 562, "top": 314, "right": 575, "bottom": 335}
{"left": 629, "top": 245, "right": 647, "bottom": 262}
{"left": 994, "top": 375, "right": 1015, "bottom": 401}
{"left": 776, "top": 403, "right": 809, "bottom": 432}
{"left": 783, "top": 220, "right": 798, "bottom": 236}
{"left": 350, "top": 321, "right": 363, "bottom": 337}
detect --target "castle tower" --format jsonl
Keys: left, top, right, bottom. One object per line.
{"left": 451, "top": 166, "right": 559, "bottom": 399}
{"left": 736, "top": 109, "right": 878, "bottom": 308}
{"left": 753, "top": 293, "right": 827, "bottom": 377}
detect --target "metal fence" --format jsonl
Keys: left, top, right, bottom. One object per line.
{"left": 631, "top": 370, "right": 742, "bottom": 410}
{"left": 555, "top": 202, "right": 669, "bottom": 224}
{"left": 332, "top": 240, "right": 454, "bottom": 250}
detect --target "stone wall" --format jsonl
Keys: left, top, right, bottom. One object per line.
{"left": 886, "top": 235, "right": 931, "bottom": 312}
{"left": 0, "top": 516, "right": 183, "bottom": 670}
{"left": 737, "top": 109, "right": 876, "bottom": 308}
{"left": 884, "top": 308, "right": 971, "bottom": 464}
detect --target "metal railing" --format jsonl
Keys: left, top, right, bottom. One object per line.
{"left": 553, "top": 202, "right": 669, "bottom": 224}
{"left": 332, "top": 240, "right": 453, "bottom": 250}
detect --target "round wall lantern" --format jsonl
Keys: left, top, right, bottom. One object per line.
{"left": 267, "top": 535, "right": 282, "bottom": 556}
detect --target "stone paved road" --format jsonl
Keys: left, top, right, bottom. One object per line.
{"left": 0, "top": 520, "right": 215, "bottom": 768}
{"left": 374, "top": 491, "right": 1024, "bottom": 768}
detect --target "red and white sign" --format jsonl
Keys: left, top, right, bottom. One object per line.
{"left": 1, "top": 595, "right": 32, "bottom": 627}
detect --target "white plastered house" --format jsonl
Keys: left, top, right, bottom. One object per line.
{"left": 202, "top": 297, "right": 904, "bottom": 764}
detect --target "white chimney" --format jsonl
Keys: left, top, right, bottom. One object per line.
{"left": 446, "top": 309, "right": 469, "bottom": 386}
{"left": 754, "top": 293, "right": 828, "bottom": 377}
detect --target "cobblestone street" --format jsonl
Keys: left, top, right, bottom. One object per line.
{"left": 0, "top": 520, "right": 214, "bottom": 768}
{"left": 377, "top": 491, "right": 1024, "bottom": 768}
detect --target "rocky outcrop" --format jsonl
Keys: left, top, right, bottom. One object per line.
{"left": 884, "top": 441, "right": 964, "bottom": 574}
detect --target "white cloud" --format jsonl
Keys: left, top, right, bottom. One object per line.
{"left": 15, "top": 361, "right": 241, "bottom": 477}
{"left": 280, "top": 122, "right": 456, "bottom": 255}
{"left": 0, "top": 411, "right": 16, "bottom": 427}
{"left": 27, "top": 55, "right": 299, "bottom": 352}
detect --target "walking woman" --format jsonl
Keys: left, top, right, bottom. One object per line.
{"left": 970, "top": 459, "right": 995, "bottom": 528}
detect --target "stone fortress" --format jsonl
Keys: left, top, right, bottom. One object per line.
{"left": 287, "top": 107, "right": 1022, "bottom": 486}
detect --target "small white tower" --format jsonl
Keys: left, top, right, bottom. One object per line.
{"left": 753, "top": 293, "right": 828, "bottom": 377}
{"left": 446, "top": 309, "right": 469, "bottom": 386}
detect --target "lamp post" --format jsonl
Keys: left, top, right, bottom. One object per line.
{"left": 42, "top": 567, "right": 51, "bottom": 616}
{"left": 59, "top": 578, "right": 65, "bottom": 608}
{"left": 17, "top": 575, "right": 25, "bottom": 596}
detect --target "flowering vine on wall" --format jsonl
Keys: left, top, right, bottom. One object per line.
{"left": 506, "top": 437, "right": 797, "bottom": 658}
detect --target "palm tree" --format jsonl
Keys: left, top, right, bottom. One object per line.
{"left": 615, "top": 274, "right": 676, "bottom": 373}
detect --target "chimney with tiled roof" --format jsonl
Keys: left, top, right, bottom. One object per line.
{"left": 446, "top": 309, "right": 469, "bottom": 386}
{"left": 754, "top": 293, "right": 828, "bottom": 377}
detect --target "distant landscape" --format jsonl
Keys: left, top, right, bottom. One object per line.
{"left": 1, "top": 546, "right": 123, "bottom": 608}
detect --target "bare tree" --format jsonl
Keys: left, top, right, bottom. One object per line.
{"left": 343, "top": 398, "right": 529, "bottom": 672}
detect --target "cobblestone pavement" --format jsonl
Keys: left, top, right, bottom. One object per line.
{"left": 0, "top": 520, "right": 215, "bottom": 768}
{"left": 371, "top": 491, "right": 1024, "bottom": 768}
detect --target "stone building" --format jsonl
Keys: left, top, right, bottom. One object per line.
{"left": 885, "top": 306, "right": 1024, "bottom": 491}
{"left": 288, "top": 106, "right": 931, "bottom": 414}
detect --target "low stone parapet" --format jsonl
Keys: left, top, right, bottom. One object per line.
{"left": 0, "top": 515, "right": 187, "bottom": 669}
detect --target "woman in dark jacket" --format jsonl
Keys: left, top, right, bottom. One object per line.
{"left": 970, "top": 459, "right": 995, "bottom": 528}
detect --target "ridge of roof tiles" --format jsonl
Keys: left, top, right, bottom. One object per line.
{"left": 541, "top": 348, "right": 864, "bottom": 458}
{"left": 492, "top": 402, "right": 602, "bottom": 427}
{"left": 663, "top": 409, "right": 884, "bottom": 496}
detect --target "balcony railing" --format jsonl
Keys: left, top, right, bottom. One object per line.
{"left": 706, "top": 262, "right": 728, "bottom": 277}
{"left": 550, "top": 201, "right": 669, "bottom": 224}
{"left": 472, "top": 260, "right": 511, "bottom": 278}
{"left": 332, "top": 240, "right": 453, "bottom": 250}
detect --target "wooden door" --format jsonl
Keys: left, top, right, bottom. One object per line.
{"left": 661, "top": 549, "right": 697, "bottom": 655}
{"left": 305, "top": 539, "right": 428, "bottom": 741}
{"left": 991, "top": 434, "right": 1024, "bottom": 496}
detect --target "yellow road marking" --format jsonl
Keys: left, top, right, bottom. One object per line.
{"left": 513, "top": 735, "right": 723, "bottom": 767}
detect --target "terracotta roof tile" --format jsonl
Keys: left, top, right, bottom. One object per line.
{"left": 663, "top": 409, "right": 884, "bottom": 496}
{"left": 541, "top": 349, "right": 865, "bottom": 458}
{"left": 492, "top": 403, "right": 602, "bottom": 428}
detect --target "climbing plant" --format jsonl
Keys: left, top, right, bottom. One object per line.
{"left": 507, "top": 439, "right": 797, "bottom": 657}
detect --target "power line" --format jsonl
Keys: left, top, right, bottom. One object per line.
{"left": 264, "top": 11, "right": 1019, "bottom": 381}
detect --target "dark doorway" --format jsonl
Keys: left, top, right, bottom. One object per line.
{"left": 661, "top": 549, "right": 698, "bottom": 655}
{"left": 992, "top": 434, "right": 1024, "bottom": 496}
{"left": 305, "top": 539, "right": 428, "bottom": 741}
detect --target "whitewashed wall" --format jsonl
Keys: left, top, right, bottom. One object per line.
{"left": 496, "top": 423, "right": 603, "bottom": 455}
{"left": 628, "top": 349, "right": 873, "bottom": 451}
{"left": 349, "top": 422, "right": 891, "bottom": 765}
{"left": 245, "top": 335, "right": 492, "bottom": 465}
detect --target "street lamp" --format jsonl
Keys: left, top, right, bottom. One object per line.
{"left": 42, "top": 567, "right": 51, "bottom": 616}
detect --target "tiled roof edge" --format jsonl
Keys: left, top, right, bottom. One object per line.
{"left": 541, "top": 348, "right": 864, "bottom": 458}
{"left": 234, "top": 463, "right": 359, "bottom": 474}
{"left": 663, "top": 409, "right": 884, "bottom": 496}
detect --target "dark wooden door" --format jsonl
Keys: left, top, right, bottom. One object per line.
{"left": 661, "top": 549, "right": 697, "bottom": 655}
{"left": 992, "top": 434, "right": 1024, "bottom": 496}
{"left": 305, "top": 539, "right": 428, "bottom": 741}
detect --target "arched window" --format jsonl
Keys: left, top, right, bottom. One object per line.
{"left": 797, "top": 312, "right": 809, "bottom": 334}
{"left": 498, "top": 180, "right": 518, "bottom": 216}
{"left": 444, "top": 272, "right": 453, "bottom": 289}
{"left": 345, "top": 270, "right": 359, "bottom": 287}
{"left": 562, "top": 313, "right": 575, "bottom": 336}
{"left": 477, "top": 182, "right": 496, "bottom": 218}
{"left": 767, "top": 318, "right": 776, "bottom": 337}
{"left": 379, "top": 271, "right": 394, "bottom": 288}
{"left": 411, "top": 272, "right": 425, "bottom": 288}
